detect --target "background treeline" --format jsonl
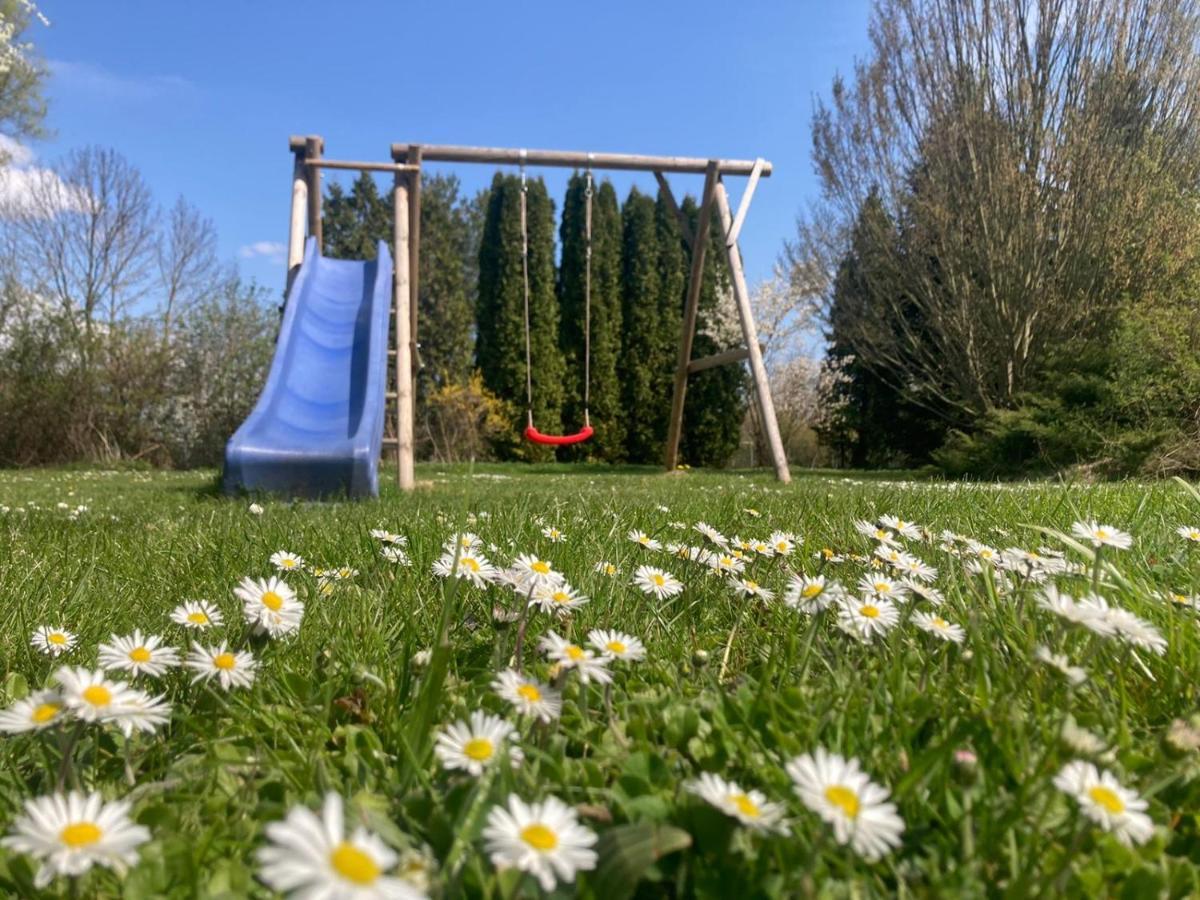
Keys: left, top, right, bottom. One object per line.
{"left": 795, "top": 0, "right": 1200, "bottom": 478}
{"left": 323, "top": 171, "right": 747, "bottom": 465}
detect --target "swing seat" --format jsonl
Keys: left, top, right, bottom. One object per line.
{"left": 524, "top": 424, "right": 594, "bottom": 446}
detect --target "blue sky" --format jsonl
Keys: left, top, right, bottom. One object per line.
{"left": 25, "top": 0, "right": 872, "bottom": 292}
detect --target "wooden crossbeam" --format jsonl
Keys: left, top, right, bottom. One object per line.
{"left": 687, "top": 346, "right": 751, "bottom": 374}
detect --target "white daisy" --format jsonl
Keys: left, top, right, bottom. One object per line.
{"left": 371, "top": 528, "right": 407, "bottom": 545}
{"left": 707, "top": 552, "right": 746, "bottom": 576}
{"left": 1037, "top": 586, "right": 1112, "bottom": 634}
{"left": 911, "top": 612, "right": 965, "bottom": 644}
{"left": 0, "top": 691, "right": 68, "bottom": 734}
{"left": 1105, "top": 607, "right": 1167, "bottom": 655}
{"left": 1177, "top": 526, "right": 1200, "bottom": 544}
{"left": 432, "top": 551, "right": 497, "bottom": 588}
{"left": 686, "top": 772, "right": 788, "bottom": 833}
{"left": 627, "top": 529, "right": 662, "bottom": 551}
{"left": 234, "top": 575, "right": 304, "bottom": 637}
{"left": 434, "top": 710, "right": 523, "bottom": 776}
{"left": 1, "top": 791, "right": 150, "bottom": 889}
{"left": 257, "top": 792, "right": 425, "bottom": 899}
{"left": 1052, "top": 760, "right": 1154, "bottom": 846}
{"left": 511, "top": 554, "right": 563, "bottom": 591}
{"left": 855, "top": 519, "right": 899, "bottom": 547}
{"left": 1070, "top": 521, "right": 1133, "bottom": 551}
{"left": 786, "top": 748, "right": 905, "bottom": 861}
{"left": 856, "top": 575, "right": 909, "bottom": 602}
{"left": 633, "top": 565, "right": 684, "bottom": 599}
{"left": 837, "top": 596, "right": 901, "bottom": 642}
{"left": 97, "top": 630, "right": 181, "bottom": 678}
{"left": 538, "top": 632, "right": 612, "bottom": 684}
{"left": 444, "top": 532, "right": 483, "bottom": 555}
{"left": 248, "top": 503, "right": 264, "bottom": 515}
{"left": 482, "top": 794, "right": 598, "bottom": 892}
{"left": 541, "top": 525, "right": 566, "bottom": 543}
{"left": 528, "top": 582, "right": 590, "bottom": 616}
{"left": 270, "top": 550, "right": 305, "bottom": 573}
{"left": 694, "top": 522, "right": 729, "bottom": 546}
{"left": 879, "top": 515, "right": 921, "bottom": 540}
{"left": 587, "top": 629, "right": 646, "bottom": 663}
{"left": 381, "top": 545, "right": 412, "bottom": 566}
{"left": 782, "top": 574, "right": 840, "bottom": 613}
{"left": 31, "top": 626, "right": 76, "bottom": 657}
{"left": 593, "top": 561, "right": 618, "bottom": 577}
{"left": 733, "top": 577, "right": 774, "bottom": 601}
{"left": 185, "top": 642, "right": 257, "bottom": 691}
{"left": 53, "top": 667, "right": 143, "bottom": 724}
{"left": 770, "top": 531, "right": 799, "bottom": 556}
{"left": 491, "top": 669, "right": 561, "bottom": 723}
{"left": 1034, "top": 645, "right": 1088, "bottom": 685}
{"left": 170, "top": 600, "right": 224, "bottom": 630}
{"left": 108, "top": 691, "right": 172, "bottom": 738}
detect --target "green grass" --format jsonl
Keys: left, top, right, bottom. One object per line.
{"left": 1, "top": 464, "right": 1200, "bottom": 897}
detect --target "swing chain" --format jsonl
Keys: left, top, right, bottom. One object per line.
{"left": 519, "top": 151, "right": 534, "bottom": 419}
{"left": 583, "top": 164, "right": 593, "bottom": 423}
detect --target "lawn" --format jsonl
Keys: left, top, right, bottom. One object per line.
{"left": 1, "top": 464, "right": 1199, "bottom": 898}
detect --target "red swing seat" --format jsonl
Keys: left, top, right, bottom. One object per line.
{"left": 524, "top": 424, "right": 594, "bottom": 446}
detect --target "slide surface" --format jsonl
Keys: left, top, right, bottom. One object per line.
{"left": 223, "top": 237, "right": 392, "bottom": 499}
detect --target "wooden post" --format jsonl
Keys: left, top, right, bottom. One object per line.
{"left": 713, "top": 179, "right": 790, "bottom": 483}
{"left": 393, "top": 170, "right": 415, "bottom": 490}
{"left": 304, "top": 135, "right": 323, "bottom": 252}
{"left": 663, "top": 162, "right": 719, "bottom": 472}
{"left": 404, "top": 145, "right": 422, "bottom": 371}
{"left": 287, "top": 143, "right": 307, "bottom": 293}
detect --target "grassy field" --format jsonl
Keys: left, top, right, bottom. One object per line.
{"left": 1, "top": 464, "right": 1199, "bottom": 898}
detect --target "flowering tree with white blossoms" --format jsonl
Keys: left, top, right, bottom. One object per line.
{"left": 0, "top": 0, "right": 49, "bottom": 145}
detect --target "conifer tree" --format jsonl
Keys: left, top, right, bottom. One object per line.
{"left": 416, "top": 175, "right": 473, "bottom": 395}
{"left": 558, "top": 174, "right": 624, "bottom": 461}
{"left": 679, "top": 196, "right": 749, "bottom": 466}
{"left": 477, "top": 173, "right": 564, "bottom": 459}
{"left": 619, "top": 187, "right": 665, "bottom": 463}
{"left": 321, "top": 173, "right": 389, "bottom": 260}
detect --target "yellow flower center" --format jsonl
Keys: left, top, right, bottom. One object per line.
{"left": 603, "top": 565, "right": 615, "bottom": 575}
{"left": 822, "top": 548, "right": 834, "bottom": 558}
{"left": 517, "top": 683, "right": 541, "bottom": 702}
{"left": 639, "top": 536, "right": 650, "bottom": 545}
{"left": 606, "top": 641, "right": 627, "bottom": 655}
{"left": 551, "top": 591, "right": 570, "bottom": 605}
{"left": 802, "top": 584, "right": 823, "bottom": 598}
{"left": 261, "top": 591, "right": 284, "bottom": 611}
{"left": 187, "top": 612, "right": 208, "bottom": 624}
{"left": 329, "top": 842, "right": 380, "bottom": 885}
{"left": 745, "top": 580, "right": 759, "bottom": 592}
{"left": 1095, "top": 530, "right": 1110, "bottom": 540}
{"left": 213, "top": 652, "right": 236, "bottom": 670}
{"left": 461, "top": 557, "right": 480, "bottom": 572}
{"left": 565, "top": 645, "right": 584, "bottom": 661}
{"left": 730, "top": 793, "right": 761, "bottom": 818}
{"left": 32, "top": 702, "right": 61, "bottom": 724}
{"left": 463, "top": 738, "right": 494, "bottom": 761}
{"left": 874, "top": 582, "right": 891, "bottom": 594}
{"left": 1088, "top": 785, "right": 1125, "bottom": 814}
{"left": 60, "top": 821, "right": 102, "bottom": 848}
{"left": 776, "top": 542, "right": 789, "bottom": 551}
{"left": 652, "top": 574, "right": 665, "bottom": 587}
{"left": 520, "top": 824, "right": 559, "bottom": 852}
{"left": 859, "top": 605, "right": 880, "bottom": 619}
{"left": 932, "top": 617, "right": 948, "bottom": 629}
{"left": 282, "top": 559, "right": 296, "bottom": 568}
{"left": 531, "top": 561, "right": 550, "bottom": 575}
{"left": 129, "top": 647, "right": 152, "bottom": 663}
{"left": 48, "top": 632, "right": 67, "bottom": 646}
{"left": 824, "top": 785, "right": 860, "bottom": 819}
{"left": 82, "top": 685, "right": 112, "bottom": 707}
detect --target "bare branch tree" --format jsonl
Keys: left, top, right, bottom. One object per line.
{"left": 11, "top": 145, "right": 157, "bottom": 364}
{"left": 801, "top": 0, "right": 1200, "bottom": 416}
{"left": 157, "top": 195, "right": 218, "bottom": 346}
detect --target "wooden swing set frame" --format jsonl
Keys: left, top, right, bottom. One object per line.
{"left": 285, "top": 135, "right": 791, "bottom": 491}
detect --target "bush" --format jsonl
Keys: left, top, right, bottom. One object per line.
{"left": 417, "top": 371, "right": 518, "bottom": 462}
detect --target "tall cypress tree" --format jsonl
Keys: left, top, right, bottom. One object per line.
{"left": 619, "top": 187, "right": 665, "bottom": 463}
{"left": 680, "top": 195, "right": 749, "bottom": 467}
{"left": 477, "top": 173, "right": 563, "bottom": 459}
{"left": 559, "top": 174, "right": 624, "bottom": 461}
{"left": 322, "top": 173, "right": 389, "bottom": 260}
{"left": 416, "top": 175, "right": 473, "bottom": 395}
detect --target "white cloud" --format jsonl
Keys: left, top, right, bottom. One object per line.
{"left": 239, "top": 241, "right": 287, "bottom": 264}
{"left": 49, "top": 59, "right": 197, "bottom": 103}
{"left": 0, "top": 138, "right": 88, "bottom": 219}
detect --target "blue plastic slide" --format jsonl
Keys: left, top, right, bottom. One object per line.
{"left": 222, "top": 238, "right": 392, "bottom": 499}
